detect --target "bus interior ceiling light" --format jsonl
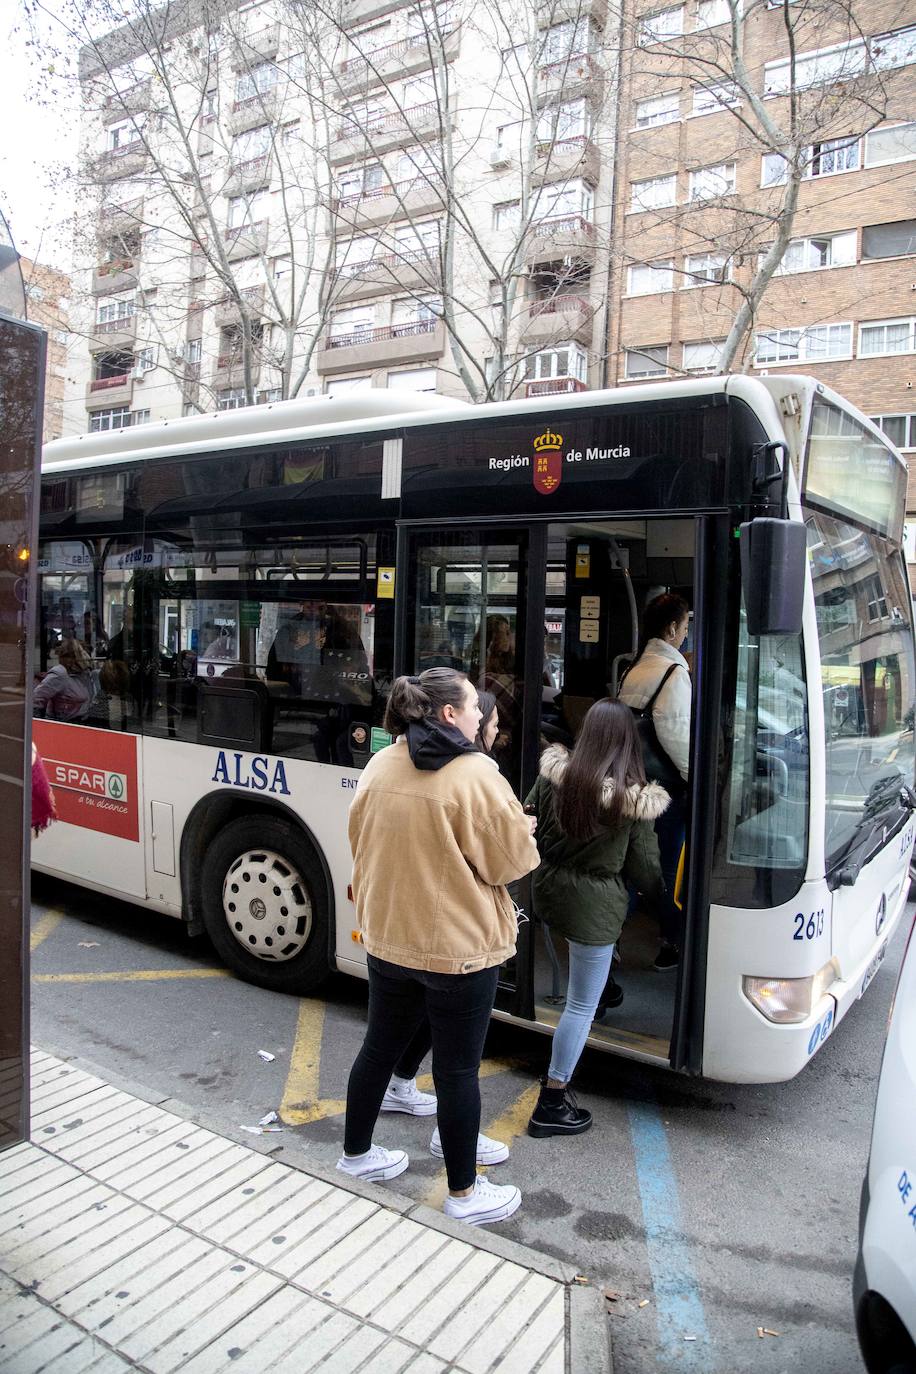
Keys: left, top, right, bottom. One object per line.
{"left": 742, "top": 961, "right": 837, "bottom": 1024}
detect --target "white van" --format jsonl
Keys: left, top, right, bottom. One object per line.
{"left": 854, "top": 914, "right": 916, "bottom": 1372}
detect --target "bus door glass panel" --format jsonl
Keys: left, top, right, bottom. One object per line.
{"left": 404, "top": 530, "right": 528, "bottom": 792}
{"left": 807, "top": 512, "right": 915, "bottom": 877}
{"left": 147, "top": 534, "right": 389, "bottom": 767}
{"left": 724, "top": 612, "right": 809, "bottom": 878}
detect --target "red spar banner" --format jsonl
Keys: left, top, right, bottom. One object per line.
{"left": 33, "top": 722, "right": 140, "bottom": 842}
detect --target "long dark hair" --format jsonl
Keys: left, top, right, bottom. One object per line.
{"left": 634, "top": 592, "right": 689, "bottom": 661}
{"left": 555, "top": 698, "right": 646, "bottom": 841}
{"left": 384, "top": 667, "right": 468, "bottom": 736}
{"left": 475, "top": 689, "right": 497, "bottom": 754}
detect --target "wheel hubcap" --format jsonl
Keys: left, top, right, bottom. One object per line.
{"left": 222, "top": 848, "right": 313, "bottom": 962}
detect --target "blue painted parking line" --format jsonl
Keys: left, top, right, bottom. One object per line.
{"left": 627, "top": 1099, "right": 713, "bottom": 1369}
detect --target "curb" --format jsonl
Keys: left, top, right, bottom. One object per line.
{"left": 33, "top": 1038, "right": 613, "bottom": 1371}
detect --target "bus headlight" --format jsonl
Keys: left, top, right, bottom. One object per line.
{"left": 742, "top": 961, "right": 837, "bottom": 1024}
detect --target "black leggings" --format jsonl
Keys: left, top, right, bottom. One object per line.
{"left": 394, "top": 1020, "right": 432, "bottom": 1079}
{"left": 344, "top": 955, "right": 499, "bottom": 1191}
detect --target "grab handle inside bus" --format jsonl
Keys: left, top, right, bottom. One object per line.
{"left": 739, "top": 517, "right": 807, "bottom": 637}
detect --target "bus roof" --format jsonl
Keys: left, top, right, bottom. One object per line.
{"left": 42, "top": 374, "right": 868, "bottom": 477}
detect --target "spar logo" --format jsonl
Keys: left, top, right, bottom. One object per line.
{"left": 46, "top": 759, "right": 129, "bottom": 805}
{"left": 533, "top": 427, "right": 563, "bottom": 495}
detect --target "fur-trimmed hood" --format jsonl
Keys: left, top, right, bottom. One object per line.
{"left": 539, "top": 744, "right": 670, "bottom": 822}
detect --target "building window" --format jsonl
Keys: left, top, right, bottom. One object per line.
{"left": 330, "top": 304, "right": 376, "bottom": 340}
{"left": 688, "top": 162, "right": 736, "bottom": 200}
{"left": 526, "top": 343, "right": 587, "bottom": 382}
{"left": 624, "top": 345, "right": 668, "bottom": 378}
{"left": 864, "top": 122, "right": 916, "bottom": 167}
{"left": 691, "top": 81, "right": 739, "bottom": 115}
{"left": 235, "top": 62, "right": 278, "bottom": 105}
{"left": 534, "top": 180, "right": 593, "bottom": 221}
{"left": 864, "top": 573, "right": 889, "bottom": 622}
{"left": 630, "top": 174, "right": 677, "bottom": 211}
{"left": 764, "top": 40, "right": 866, "bottom": 94}
{"left": 754, "top": 323, "right": 852, "bottom": 364}
{"left": 871, "top": 25, "right": 916, "bottom": 74}
{"left": 96, "top": 297, "right": 135, "bottom": 325}
{"left": 131, "top": 408, "right": 151, "bottom": 425}
{"left": 771, "top": 230, "right": 857, "bottom": 273}
{"left": 861, "top": 220, "right": 916, "bottom": 260}
{"left": 761, "top": 137, "right": 860, "bottom": 186}
{"left": 696, "top": 0, "right": 733, "bottom": 28}
{"left": 387, "top": 367, "right": 437, "bottom": 391}
{"left": 540, "top": 20, "right": 596, "bottom": 64}
{"left": 338, "top": 162, "right": 387, "bottom": 199}
{"left": 870, "top": 414, "right": 916, "bottom": 449}
{"left": 682, "top": 340, "right": 725, "bottom": 372}
{"left": 327, "top": 376, "right": 373, "bottom": 395}
{"left": 258, "top": 388, "right": 283, "bottom": 403}
{"left": 231, "top": 125, "right": 271, "bottom": 165}
{"left": 536, "top": 98, "right": 590, "bottom": 144}
{"left": 858, "top": 317, "right": 916, "bottom": 357}
{"left": 186, "top": 338, "right": 202, "bottom": 364}
{"left": 392, "top": 296, "right": 441, "bottom": 327}
{"left": 106, "top": 118, "right": 140, "bottom": 152}
{"left": 217, "top": 389, "right": 248, "bottom": 410}
{"left": 627, "top": 260, "right": 675, "bottom": 295}
{"left": 134, "top": 345, "right": 156, "bottom": 373}
{"left": 683, "top": 252, "right": 729, "bottom": 285}
{"left": 637, "top": 6, "right": 684, "bottom": 44}
{"left": 493, "top": 201, "right": 522, "bottom": 230}
{"left": 89, "top": 406, "right": 131, "bottom": 432}
{"left": 227, "top": 191, "right": 268, "bottom": 228}
{"left": 634, "top": 93, "right": 679, "bottom": 128}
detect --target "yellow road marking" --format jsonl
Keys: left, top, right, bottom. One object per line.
{"left": 30, "top": 910, "right": 64, "bottom": 953}
{"left": 33, "top": 968, "right": 231, "bottom": 984}
{"left": 280, "top": 999, "right": 346, "bottom": 1125}
{"left": 421, "top": 1073, "right": 539, "bottom": 1208}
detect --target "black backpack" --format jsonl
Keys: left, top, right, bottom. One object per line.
{"left": 623, "top": 662, "right": 686, "bottom": 796}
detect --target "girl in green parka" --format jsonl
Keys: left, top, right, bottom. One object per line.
{"left": 526, "top": 698, "right": 669, "bottom": 1137}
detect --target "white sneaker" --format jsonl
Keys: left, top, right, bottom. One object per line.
{"left": 443, "top": 1175, "right": 522, "bottom": 1226}
{"left": 380, "top": 1076, "right": 438, "bottom": 1117}
{"left": 336, "top": 1145, "right": 409, "bottom": 1182}
{"left": 429, "top": 1127, "right": 509, "bottom": 1165}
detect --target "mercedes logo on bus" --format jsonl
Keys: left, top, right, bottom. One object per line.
{"left": 876, "top": 893, "right": 887, "bottom": 937}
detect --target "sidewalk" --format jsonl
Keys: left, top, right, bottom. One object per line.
{"left": 0, "top": 1050, "right": 611, "bottom": 1373}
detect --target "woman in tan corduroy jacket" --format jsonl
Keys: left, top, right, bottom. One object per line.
{"left": 337, "top": 667, "right": 539, "bottom": 1228}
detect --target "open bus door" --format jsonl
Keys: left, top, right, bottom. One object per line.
{"left": 396, "top": 514, "right": 729, "bottom": 1068}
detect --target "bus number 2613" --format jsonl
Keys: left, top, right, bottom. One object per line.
{"left": 794, "top": 909, "right": 825, "bottom": 941}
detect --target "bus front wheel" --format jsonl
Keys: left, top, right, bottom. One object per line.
{"left": 200, "top": 814, "right": 331, "bottom": 995}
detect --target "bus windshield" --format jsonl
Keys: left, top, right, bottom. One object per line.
{"left": 807, "top": 511, "right": 916, "bottom": 871}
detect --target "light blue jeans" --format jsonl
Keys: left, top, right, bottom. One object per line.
{"left": 547, "top": 940, "right": 616, "bottom": 1085}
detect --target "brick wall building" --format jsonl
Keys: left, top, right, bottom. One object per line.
{"left": 21, "top": 259, "right": 71, "bottom": 443}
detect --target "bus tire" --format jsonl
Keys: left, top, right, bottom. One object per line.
{"left": 200, "top": 814, "right": 331, "bottom": 996}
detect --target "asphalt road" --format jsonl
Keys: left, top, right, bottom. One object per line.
{"left": 28, "top": 873, "right": 908, "bottom": 1374}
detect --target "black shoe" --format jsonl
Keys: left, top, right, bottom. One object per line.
{"left": 594, "top": 977, "right": 624, "bottom": 1019}
{"left": 527, "top": 1080, "right": 593, "bottom": 1138}
{"left": 653, "top": 942, "right": 680, "bottom": 971}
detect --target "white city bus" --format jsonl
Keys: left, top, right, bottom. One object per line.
{"left": 33, "top": 376, "right": 915, "bottom": 1083}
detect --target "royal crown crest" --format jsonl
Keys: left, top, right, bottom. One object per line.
{"left": 533, "top": 428, "right": 563, "bottom": 453}
{"left": 532, "top": 426, "right": 563, "bottom": 495}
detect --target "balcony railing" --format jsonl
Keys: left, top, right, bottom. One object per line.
{"left": 95, "top": 315, "right": 135, "bottom": 334}
{"left": 228, "top": 155, "right": 271, "bottom": 181}
{"left": 231, "top": 88, "right": 278, "bottom": 112}
{"left": 336, "top": 245, "right": 430, "bottom": 278}
{"left": 223, "top": 219, "right": 267, "bottom": 242}
{"left": 101, "top": 198, "right": 143, "bottom": 223}
{"left": 531, "top": 214, "right": 596, "bottom": 239}
{"left": 336, "top": 171, "right": 443, "bottom": 208}
{"left": 525, "top": 377, "right": 587, "bottom": 396}
{"left": 334, "top": 100, "right": 437, "bottom": 142}
{"left": 537, "top": 52, "right": 599, "bottom": 80}
{"left": 90, "top": 373, "right": 132, "bottom": 391}
{"left": 95, "top": 257, "right": 135, "bottom": 278}
{"left": 534, "top": 135, "right": 594, "bottom": 158}
{"left": 528, "top": 294, "right": 591, "bottom": 317}
{"left": 327, "top": 318, "right": 437, "bottom": 348}
{"left": 102, "top": 140, "right": 144, "bottom": 160}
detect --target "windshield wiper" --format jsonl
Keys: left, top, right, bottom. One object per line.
{"left": 831, "top": 778, "right": 916, "bottom": 888}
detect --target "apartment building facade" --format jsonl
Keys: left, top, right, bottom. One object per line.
{"left": 608, "top": 0, "right": 916, "bottom": 496}
{"left": 21, "top": 259, "right": 70, "bottom": 443}
{"left": 65, "top": 0, "right": 617, "bottom": 438}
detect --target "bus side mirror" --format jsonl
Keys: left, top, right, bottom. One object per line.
{"left": 739, "top": 518, "right": 807, "bottom": 637}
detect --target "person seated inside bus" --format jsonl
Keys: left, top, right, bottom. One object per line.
{"left": 33, "top": 638, "right": 96, "bottom": 723}
{"left": 417, "top": 622, "right": 463, "bottom": 672}
{"left": 268, "top": 614, "right": 326, "bottom": 692}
